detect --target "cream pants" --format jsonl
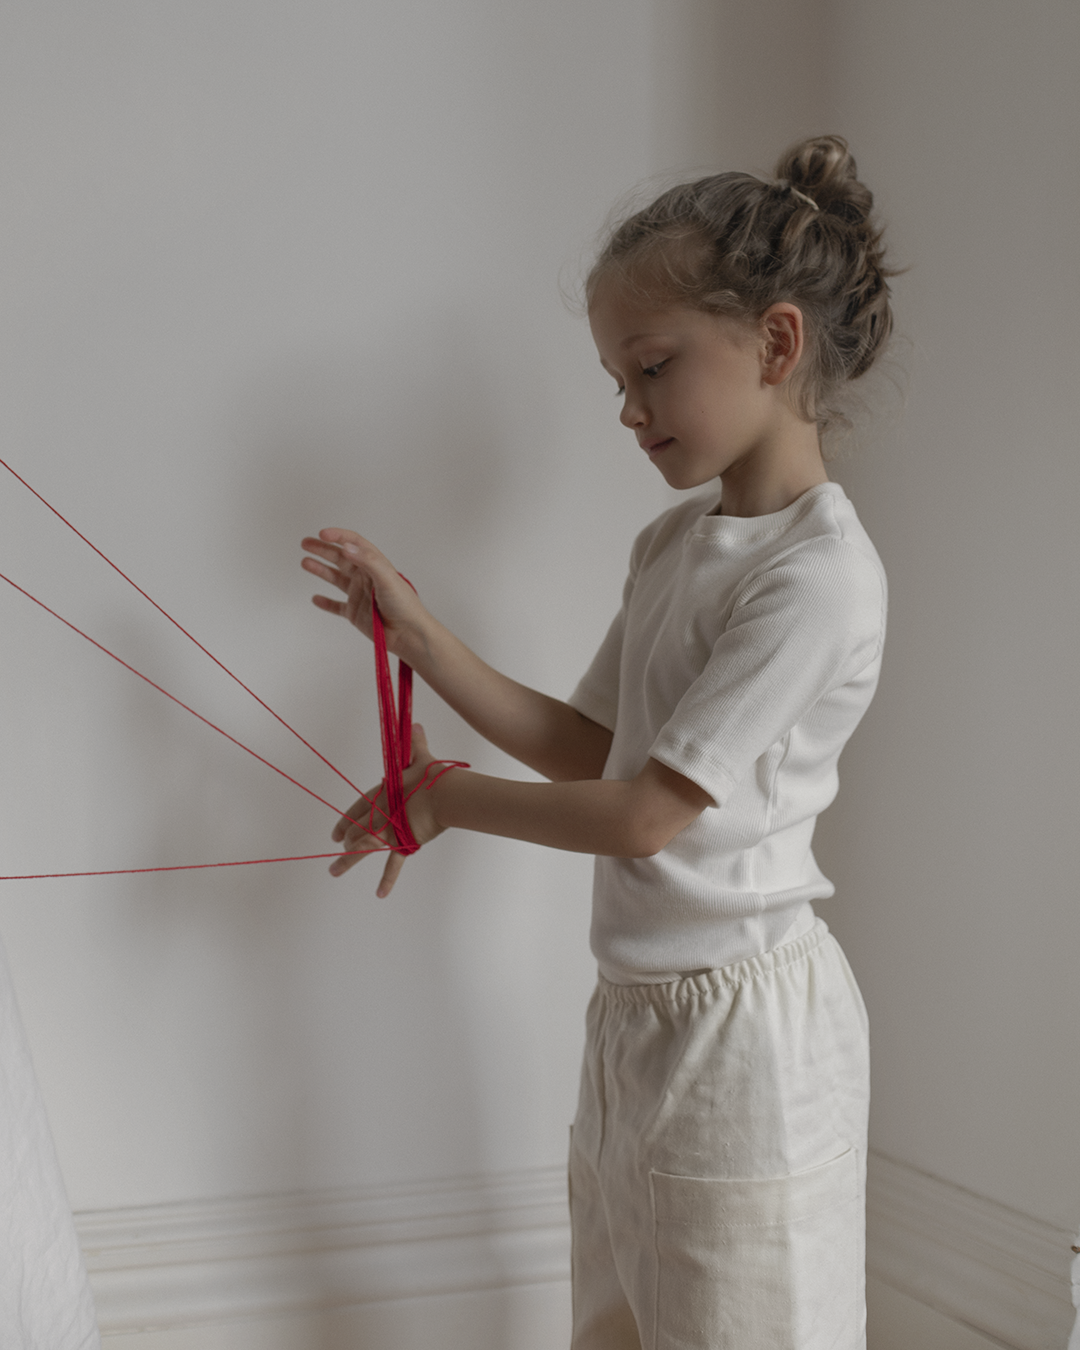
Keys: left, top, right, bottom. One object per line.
{"left": 569, "top": 919, "right": 869, "bottom": 1350}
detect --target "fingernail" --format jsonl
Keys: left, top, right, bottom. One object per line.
{"left": 343, "top": 543, "right": 359, "bottom": 555}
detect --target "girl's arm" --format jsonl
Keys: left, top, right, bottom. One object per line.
{"left": 331, "top": 726, "right": 713, "bottom": 893}
{"left": 302, "top": 529, "right": 612, "bottom": 781}
{"left": 427, "top": 757, "right": 712, "bottom": 856}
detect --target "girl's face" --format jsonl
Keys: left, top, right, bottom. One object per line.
{"left": 588, "top": 279, "right": 793, "bottom": 494}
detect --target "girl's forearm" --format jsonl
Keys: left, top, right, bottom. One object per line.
{"left": 400, "top": 614, "right": 612, "bottom": 782}
{"left": 426, "top": 763, "right": 706, "bottom": 858}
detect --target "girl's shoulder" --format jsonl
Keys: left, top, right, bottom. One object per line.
{"left": 630, "top": 483, "right": 882, "bottom": 568}
{"left": 629, "top": 484, "right": 886, "bottom": 625}
{"left": 732, "top": 487, "right": 887, "bottom": 640}
{"left": 628, "top": 490, "right": 719, "bottom": 573}
{"left": 776, "top": 484, "right": 886, "bottom": 594}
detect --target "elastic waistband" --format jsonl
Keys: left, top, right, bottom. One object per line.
{"left": 595, "top": 918, "right": 832, "bottom": 1007}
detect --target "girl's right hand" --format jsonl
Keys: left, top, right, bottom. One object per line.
{"left": 301, "top": 529, "right": 428, "bottom": 658}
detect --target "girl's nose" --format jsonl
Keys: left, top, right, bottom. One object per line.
{"left": 619, "top": 392, "right": 648, "bottom": 430}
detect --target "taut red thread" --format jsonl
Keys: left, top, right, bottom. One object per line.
{"left": 0, "top": 459, "right": 468, "bottom": 881}
{"left": 0, "top": 567, "right": 397, "bottom": 880}
{"left": 0, "top": 568, "right": 365, "bottom": 828}
{"left": 0, "top": 456, "right": 362, "bottom": 796}
{"left": 0, "top": 850, "right": 385, "bottom": 882}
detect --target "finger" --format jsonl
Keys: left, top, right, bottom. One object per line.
{"left": 316, "top": 528, "right": 378, "bottom": 550}
{"left": 301, "top": 542, "right": 361, "bottom": 576}
{"left": 329, "top": 826, "right": 390, "bottom": 875}
{"left": 312, "top": 531, "right": 390, "bottom": 577}
{"left": 410, "top": 722, "right": 429, "bottom": 761}
{"left": 337, "top": 789, "right": 394, "bottom": 846}
{"left": 333, "top": 795, "right": 374, "bottom": 843}
{"left": 301, "top": 536, "right": 347, "bottom": 560}
{"left": 301, "top": 556, "right": 353, "bottom": 592}
{"left": 329, "top": 845, "right": 366, "bottom": 878}
{"left": 316, "top": 533, "right": 406, "bottom": 596}
{"left": 376, "top": 850, "right": 407, "bottom": 898}
{"left": 311, "top": 594, "right": 346, "bottom": 615}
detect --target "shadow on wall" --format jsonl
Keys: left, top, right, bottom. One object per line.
{"left": 108, "top": 305, "right": 522, "bottom": 1334}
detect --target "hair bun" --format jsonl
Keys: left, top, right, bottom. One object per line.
{"left": 774, "top": 134, "right": 872, "bottom": 228}
{"left": 586, "top": 135, "right": 896, "bottom": 434}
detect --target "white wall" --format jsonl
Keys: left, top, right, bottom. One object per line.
{"left": 0, "top": 0, "right": 808, "bottom": 1234}
{"left": 3, "top": 0, "right": 1077, "bottom": 1340}
{"left": 813, "top": 0, "right": 1080, "bottom": 1233}
{"left": 0, "top": 0, "right": 679, "bottom": 1214}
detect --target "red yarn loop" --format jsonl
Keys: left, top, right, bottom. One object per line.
{"left": 0, "top": 457, "right": 468, "bottom": 880}
{"left": 371, "top": 588, "right": 469, "bottom": 857}
{"left": 406, "top": 759, "right": 470, "bottom": 798}
{"left": 372, "top": 594, "right": 418, "bottom": 856}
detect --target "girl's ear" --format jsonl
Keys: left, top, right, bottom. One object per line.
{"left": 759, "top": 303, "right": 804, "bottom": 386}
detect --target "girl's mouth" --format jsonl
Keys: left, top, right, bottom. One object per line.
{"left": 644, "top": 438, "right": 673, "bottom": 454}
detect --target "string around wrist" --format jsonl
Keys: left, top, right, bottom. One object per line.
{"left": 405, "top": 759, "right": 470, "bottom": 801}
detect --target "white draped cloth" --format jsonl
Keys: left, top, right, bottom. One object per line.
{"left": 0, "top": 937, "right": 99, "bottom": 1348}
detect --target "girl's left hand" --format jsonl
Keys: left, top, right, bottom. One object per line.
{"left": 328, "top": 724, "right": 445, "bottom": 895}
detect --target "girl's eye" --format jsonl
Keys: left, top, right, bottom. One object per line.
{"left": 643, "top": 360, "right": 669, "bottom": 379}
{"left": 614, "top": 385, "right": 625, "bottom": 397}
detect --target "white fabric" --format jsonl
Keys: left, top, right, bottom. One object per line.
{"left": 569, "top": 483, "right": 886, "bottom": 984}
{"left": 0, "top": 937, "right": 100, "bottom": 1349}
{"left": 569, "top": 918, "right": 869, "bottom": 1349}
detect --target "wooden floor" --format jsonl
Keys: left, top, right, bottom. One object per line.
{"left": 101, "top": 1274, "right": 1012, "bottom": 1348}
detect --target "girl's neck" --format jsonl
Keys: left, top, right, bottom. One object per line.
{"left": 714, "top": 422, "right": 828, "bottom": 518}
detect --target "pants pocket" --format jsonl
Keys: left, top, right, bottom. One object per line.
{"left": 650, "top": 1147, "right": 863, "bottom": 1350}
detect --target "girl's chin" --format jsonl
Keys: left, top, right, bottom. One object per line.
{"left": 655, "top": 463, "right": 719, "bottom": 492}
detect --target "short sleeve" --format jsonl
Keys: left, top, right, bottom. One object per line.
{"left": 649, "top": 538, "right": 886, "bottom": 807}
{"left": 567, "top": 569, "right": 632, "bottom": 732}
{"left": 567, "top": 508, "right": 669, "bottom": 732}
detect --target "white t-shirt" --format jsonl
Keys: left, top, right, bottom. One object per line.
{"left": 569, "top": 482, "right": 887, "bottom": 984}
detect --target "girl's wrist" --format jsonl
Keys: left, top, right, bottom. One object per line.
{"left": 428, "top": 762, "right": 465, "bottom": 831}
{"left": 392, "top": 615, "right": 437, "bottom": 677}
{"left": 406, "top": 760, "right": 470, "bottom": 835}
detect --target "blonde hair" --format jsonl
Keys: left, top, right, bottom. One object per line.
{"left": 587, "top": 136, "right": 897, "bottom": 434}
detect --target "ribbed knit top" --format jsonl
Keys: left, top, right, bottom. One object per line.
{"left": 569, "top": 482, "right": 887, "bottom": 984}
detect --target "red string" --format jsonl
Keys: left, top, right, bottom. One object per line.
{"left": 0, "top": 851, "right": 385, "bottom": 882}
{"left": 0, "top": 459, "right": 469, "bottom": 881}
{"left": 0, "top": 456, "right": 362, "bottom": 797}
{"left": 0, "top": 567, "right": 362, "bottom": 828}
{"left": 406, "top": 759, "right": 471, "bottom": 798}
{"left": 372, "top": 597, "right": 419, "bottom": 857}
{"left": 0, "top": 569, "right": 397, "bottom": 879}
{"left": 369, "top": 587, "right": 469, "bottom": 855}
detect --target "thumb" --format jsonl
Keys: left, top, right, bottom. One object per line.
{"left": 409, "top": 723, "right": 430, "bottom": 760}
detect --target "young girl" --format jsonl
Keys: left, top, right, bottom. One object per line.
{"left": 301, "top": 134, "right": 891, "bottom": 1350}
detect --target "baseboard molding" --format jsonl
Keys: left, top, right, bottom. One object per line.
{"left": 79, "top": 1152, "right": 1079, "bottom": 1344}
{"left": 867, "top": 1150, "right": 1077, "bottom": 1350}
{"left": 75, "top": 1166, "right": 571, "bottom": 1335}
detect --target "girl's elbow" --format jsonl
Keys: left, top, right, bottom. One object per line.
{"left": 624, "top": 817, "right": 684, "bottom": 858}
{"left": 621, "top": 764, "right": 712, "bottom": 857}
{"left": 623, "top": 798, "right": 708, "bottom": 856}
{"left": 623, "top": 838, "right": 662, "bottom": 859}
